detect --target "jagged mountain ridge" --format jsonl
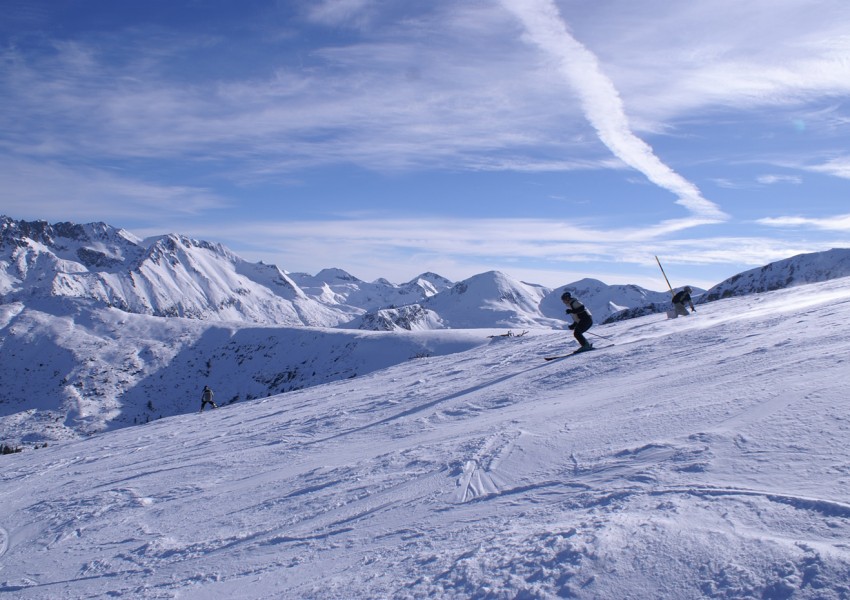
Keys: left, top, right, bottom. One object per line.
{"left": 0, "top": 217, "right": 445, "bottom": 327}
{"left": 289, "top": 268, "right": 453, "bottom": 316}
{"left": 5, "top": 217, "right": 849, "bottom": 332}
{"left": 341, "top": 271, "right": 553, "bottom": 331}
{"left": 1, "top": 216, "right": 679, "bottom": 329}
{"left": 703, "top": 248, "right": 850, "bottom": 301}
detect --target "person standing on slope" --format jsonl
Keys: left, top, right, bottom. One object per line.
{"left": 199, "top": 385, "right": 218, "bottom": 412}
{"left": 561, "top": 291, "right": 593, "bottom": 352}
{"left": 671, "top": 286, "right": 696, "bottom": 317}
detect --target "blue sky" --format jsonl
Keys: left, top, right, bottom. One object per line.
{"left": 2, "top": 0, "right": 850, "bottom": 290}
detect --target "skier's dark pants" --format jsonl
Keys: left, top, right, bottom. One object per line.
{"left": 573, "top": 316, "right": 593, "bottom": 347}
{"left": 673, "top": 302, "right": 689, "bottom": 316}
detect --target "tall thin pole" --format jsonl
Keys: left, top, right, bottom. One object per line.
{"left": 655, "top": 255, "right": 674, "bottom": 296}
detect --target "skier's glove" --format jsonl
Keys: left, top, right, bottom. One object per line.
{"left": 568, "top": 323, "right": 576, "bottom": 330}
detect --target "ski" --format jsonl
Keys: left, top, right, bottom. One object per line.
{"left": 544, "top": 346, "right": 601, "bottom": 361}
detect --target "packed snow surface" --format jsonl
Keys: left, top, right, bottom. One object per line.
{"left": 2, "top": 278, "right": 850, "bottom": 598}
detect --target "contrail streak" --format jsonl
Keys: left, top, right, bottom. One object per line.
{"left": 501, "top": 0, "right": 727, "bottom": 222}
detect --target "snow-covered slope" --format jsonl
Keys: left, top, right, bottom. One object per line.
{"left": 2, "top": 277, "right": 850, "bottom": 598}
{"left": 0, "top": 297, "right": 497, "bottom": 443}
{"left": 704, "top": 247, "right": 850, "bottom": 301}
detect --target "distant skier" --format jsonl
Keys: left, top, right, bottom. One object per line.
{"left": 671, "top": 286, "right": 696, "bottom": 317}
{"left": 199, "top": 385, "right": 218, "bottom": 412}
{"left": 561, "top": 291, "right": 593, "bottom": 352}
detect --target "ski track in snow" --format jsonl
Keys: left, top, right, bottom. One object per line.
{"left": 2, "top": 279, "right": 850, "bottom": 597}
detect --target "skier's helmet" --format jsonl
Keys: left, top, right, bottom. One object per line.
{"left": 560, "top": 291, "right": 572, "bottom": 303}
{"left": 684, "top": 286, "right": 692, "bottom": 293}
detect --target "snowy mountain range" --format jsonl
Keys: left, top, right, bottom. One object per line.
{"left": 0, "top": 217, "right": 351, "bottom": 327}
{"left": 702, "top": 247, "right": 850, "bottom": 301}
{"left": 3, "top": 275, "right": 850, "bottom": 598}
{"left": 3, "top": 216, "right": 850, "bottom": 446}
{"left": 0, "top": 216, "right": 676, "bottom": 331}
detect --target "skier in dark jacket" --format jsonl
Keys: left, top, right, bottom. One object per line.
{"left": 671, "top": 286, "right": 695, "bottom": 316}
{"left": 561, "top": 291, "right": 593, "bottom": 352}
{"left": 200, "top": 385, "right": 218, "bottom": 412}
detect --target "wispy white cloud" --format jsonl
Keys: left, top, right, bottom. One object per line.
{"left": 713, "top": 174, "right": 804, "bottom": 189}
{"left": 649, "top": 237, "right": 829, "bottom": 266}
{"left": 172, "top": 216, "right": 830, "bottom": 288}
{"left": 3, "top": 2, "right": 848, "bottom": 183}
{"left": 0, "top": 158, "right": 227, "bottom": 222}
{"left": 711, "top": 178, "right": 752, "bottom": 190}
{"left": 0, "top": 24, "right": 595, "bottom": 176}
{"left": 758, "top": 213, "right": 850, "bottom": 231}
{"left": 498, "top": 0, "right": 726, "bottom": 223}
{"left": 756, "top": 174, "right": 803, "bottom": 185}
{"left": 807, "top": 157, "right": 850, "bottom": 179}
{"left": 304, "top": 0, "right": 377, "bottom": 27}
{"left": 589, "top": 1, "right": 850, "bottom": 125}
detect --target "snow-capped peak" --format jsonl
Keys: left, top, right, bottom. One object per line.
{"left": 704, "top": 248, "right": 850, "bottom": 301}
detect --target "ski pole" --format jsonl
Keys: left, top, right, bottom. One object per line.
{"left": 588, "top": 331, "right": 613, "bottom": 341}
{"left": 655, "top": 255, "right": 674, "bottom": 296}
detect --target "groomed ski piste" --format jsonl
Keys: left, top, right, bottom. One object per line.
{"left": 2, "top": 277, "right": 850, "bottom": 599}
